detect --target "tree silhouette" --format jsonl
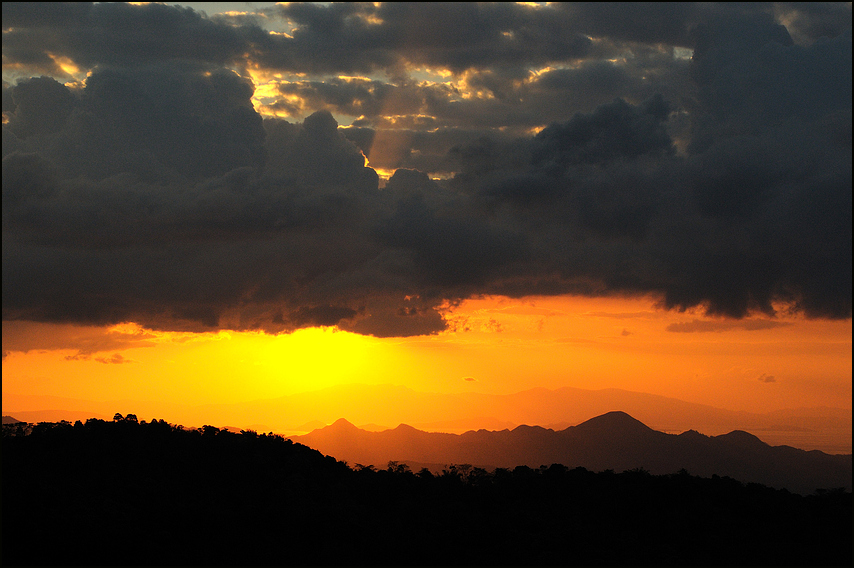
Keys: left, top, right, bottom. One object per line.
{"left": 2, "top": 417, "right": 850, "bottom": 566}
{"left": 387, "top": 460, "right": 411, "bottom": 475}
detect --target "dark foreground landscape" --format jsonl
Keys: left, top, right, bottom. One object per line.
{"left": 3, "top": 417, "right": 851, "bottom": 566}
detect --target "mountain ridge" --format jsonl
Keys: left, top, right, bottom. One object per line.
{"left": 4, "top": 384, "right": 851, "bottom": 453}
{"left": 290, "top": 411, "right": 852, "bottom": 495}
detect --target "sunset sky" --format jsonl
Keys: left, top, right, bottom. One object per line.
{"left": 2, "top": 3, "right": 851, "bottom": 437}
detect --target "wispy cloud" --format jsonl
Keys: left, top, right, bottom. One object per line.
{"left": 666, "top": 320, "right": 793, "bottom": 333}
{"left": 64, "top": 352, "right": 134, "bottom": 364}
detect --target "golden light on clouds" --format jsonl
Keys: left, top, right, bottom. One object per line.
{"left": 47, "top": 54, "right": 78, "bottom": 75}
{"left": 372, "top": 167, "right": 396, "bottom": 185}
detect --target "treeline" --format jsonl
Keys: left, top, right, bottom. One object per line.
{"left": 3, "top": 417, "right": 851, "bottom": 566}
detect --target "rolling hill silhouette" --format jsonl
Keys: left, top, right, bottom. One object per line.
{"left": 291, "top": 411, "right": 852, "bottom": 495}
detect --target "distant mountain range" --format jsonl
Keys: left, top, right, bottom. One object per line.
{"left": 289, "top": 412, "right": 852, "bottom": 495}
{"left": 2, "top": 410, "right": 110, "bottom": 424}
{"left": 4, "top": 383, "right": 851, "bottom": 453}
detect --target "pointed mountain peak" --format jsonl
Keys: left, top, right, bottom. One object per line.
{"left": 575, "top": 411, "right": 653, "bottom": 433}
{"left": 328, "top": 418, "right": 359, "bottom": 431}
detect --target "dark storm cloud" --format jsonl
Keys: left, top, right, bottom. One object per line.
{"left": 556, "top": 2, "right": 700, "bottom": 47}
{"left": 261, "top": 2, "right": 592, "bottom": 75}
{"left": 343, "top": 125, "right": 503, "bottom": 176}
{"left": 270, "top": 77, "right": 451, "bottom": 123}
{"left": 4, "top": 2, "right": 849, "bottom": 79}
{"left": 449, "top": 95, "right": 674, "bottom": 242}
{"left": 774, "top": 2, "right": 854, "bottom": 45}
{"left": 279, "top": 55, "right": 690, "bottom": 127}
{"left": 1, "top": 1, "right": 591, "bottom": 78}
{"left": 261, "top": 53, "right": 691, "bottom": 177}
{"left": 374, "top": 177, "right": 528, "bottom": 288}
{"left": 439, "top": 20, "right": 850, "bottom": 319}
{"left": 556, "top": 2, "right": 850, "bottom": 48}
{"left": 1, "top": 3, "right": 851, "bottom": 337}
{"left": 2, "top": 2, "right": 267, "bottom": 73}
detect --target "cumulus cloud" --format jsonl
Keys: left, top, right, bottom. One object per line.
{"left": 1, "top": 2, "right": 850, "bottom": 337}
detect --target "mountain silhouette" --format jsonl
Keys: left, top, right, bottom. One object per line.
{"left": 328, "top": 417, "right": 359, "bottom": 431}
{"left": 6, "top": 386, "right": 850, "bottom": 453}
{"left": 291, "top": 411, "right": 852, "bottom": 494}
{"left": 716, "top": 429, "right": 767, "bottom": 448}
{"left": 572, "top": 410, "right": 654, "bottom": 433}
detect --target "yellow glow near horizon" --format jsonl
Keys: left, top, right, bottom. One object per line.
{"left": 2, "top": 322, "right": 404, "bottom": 404}
{"left": 2, "top": 296, "right": 851, "bottom": 416}
{"left": 154, "top": 325, "right": 405, "bottom": 402}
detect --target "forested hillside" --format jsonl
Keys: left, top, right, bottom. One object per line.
{"left": 3, "top": 417, "right": 851, "bottom": 565}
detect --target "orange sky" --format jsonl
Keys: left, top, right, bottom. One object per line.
{"left": 4, "top": 294, "right": 851, "bottom": 420}
{"left": 2, "top": 3, "right": 851, "bottom": 457}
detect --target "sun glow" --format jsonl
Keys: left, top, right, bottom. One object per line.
{"left": 155, "top": 326, "right": 397, "bottom": 401}
{"left": 46, "top": 52, "right": 82, "bottom": 79}
{"left": 258, "top": 327, "right": 376, "bottom": 389}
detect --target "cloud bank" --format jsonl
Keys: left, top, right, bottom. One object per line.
{"left": 2, "top": 2, "right": 851, "bottom": 337}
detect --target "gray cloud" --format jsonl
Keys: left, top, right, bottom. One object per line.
{"left": 774, "top": 2, "right": 854, "bottom": 45}
{"left": 2, "top": 2, "right": 267, "bottom": 73}
{"left": 260, "top": 2, "right": 592, "bottom": 75}
{"left": 1, "top": 3, "right": 850, "bottom": 337}
{"left": 665, "top": 320, "right": 793, "bottom": 333}
{"left": 2, "top": 320, "right": 156, "bottom": 356}
{"left": 3, "top": 2, "right": 848, "bottom": 79}
{"left": 93, "top": 353, "right": 133, "bottom": 364}
{"left": 63, "top": 352, "right": 134, "bottom": 363}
